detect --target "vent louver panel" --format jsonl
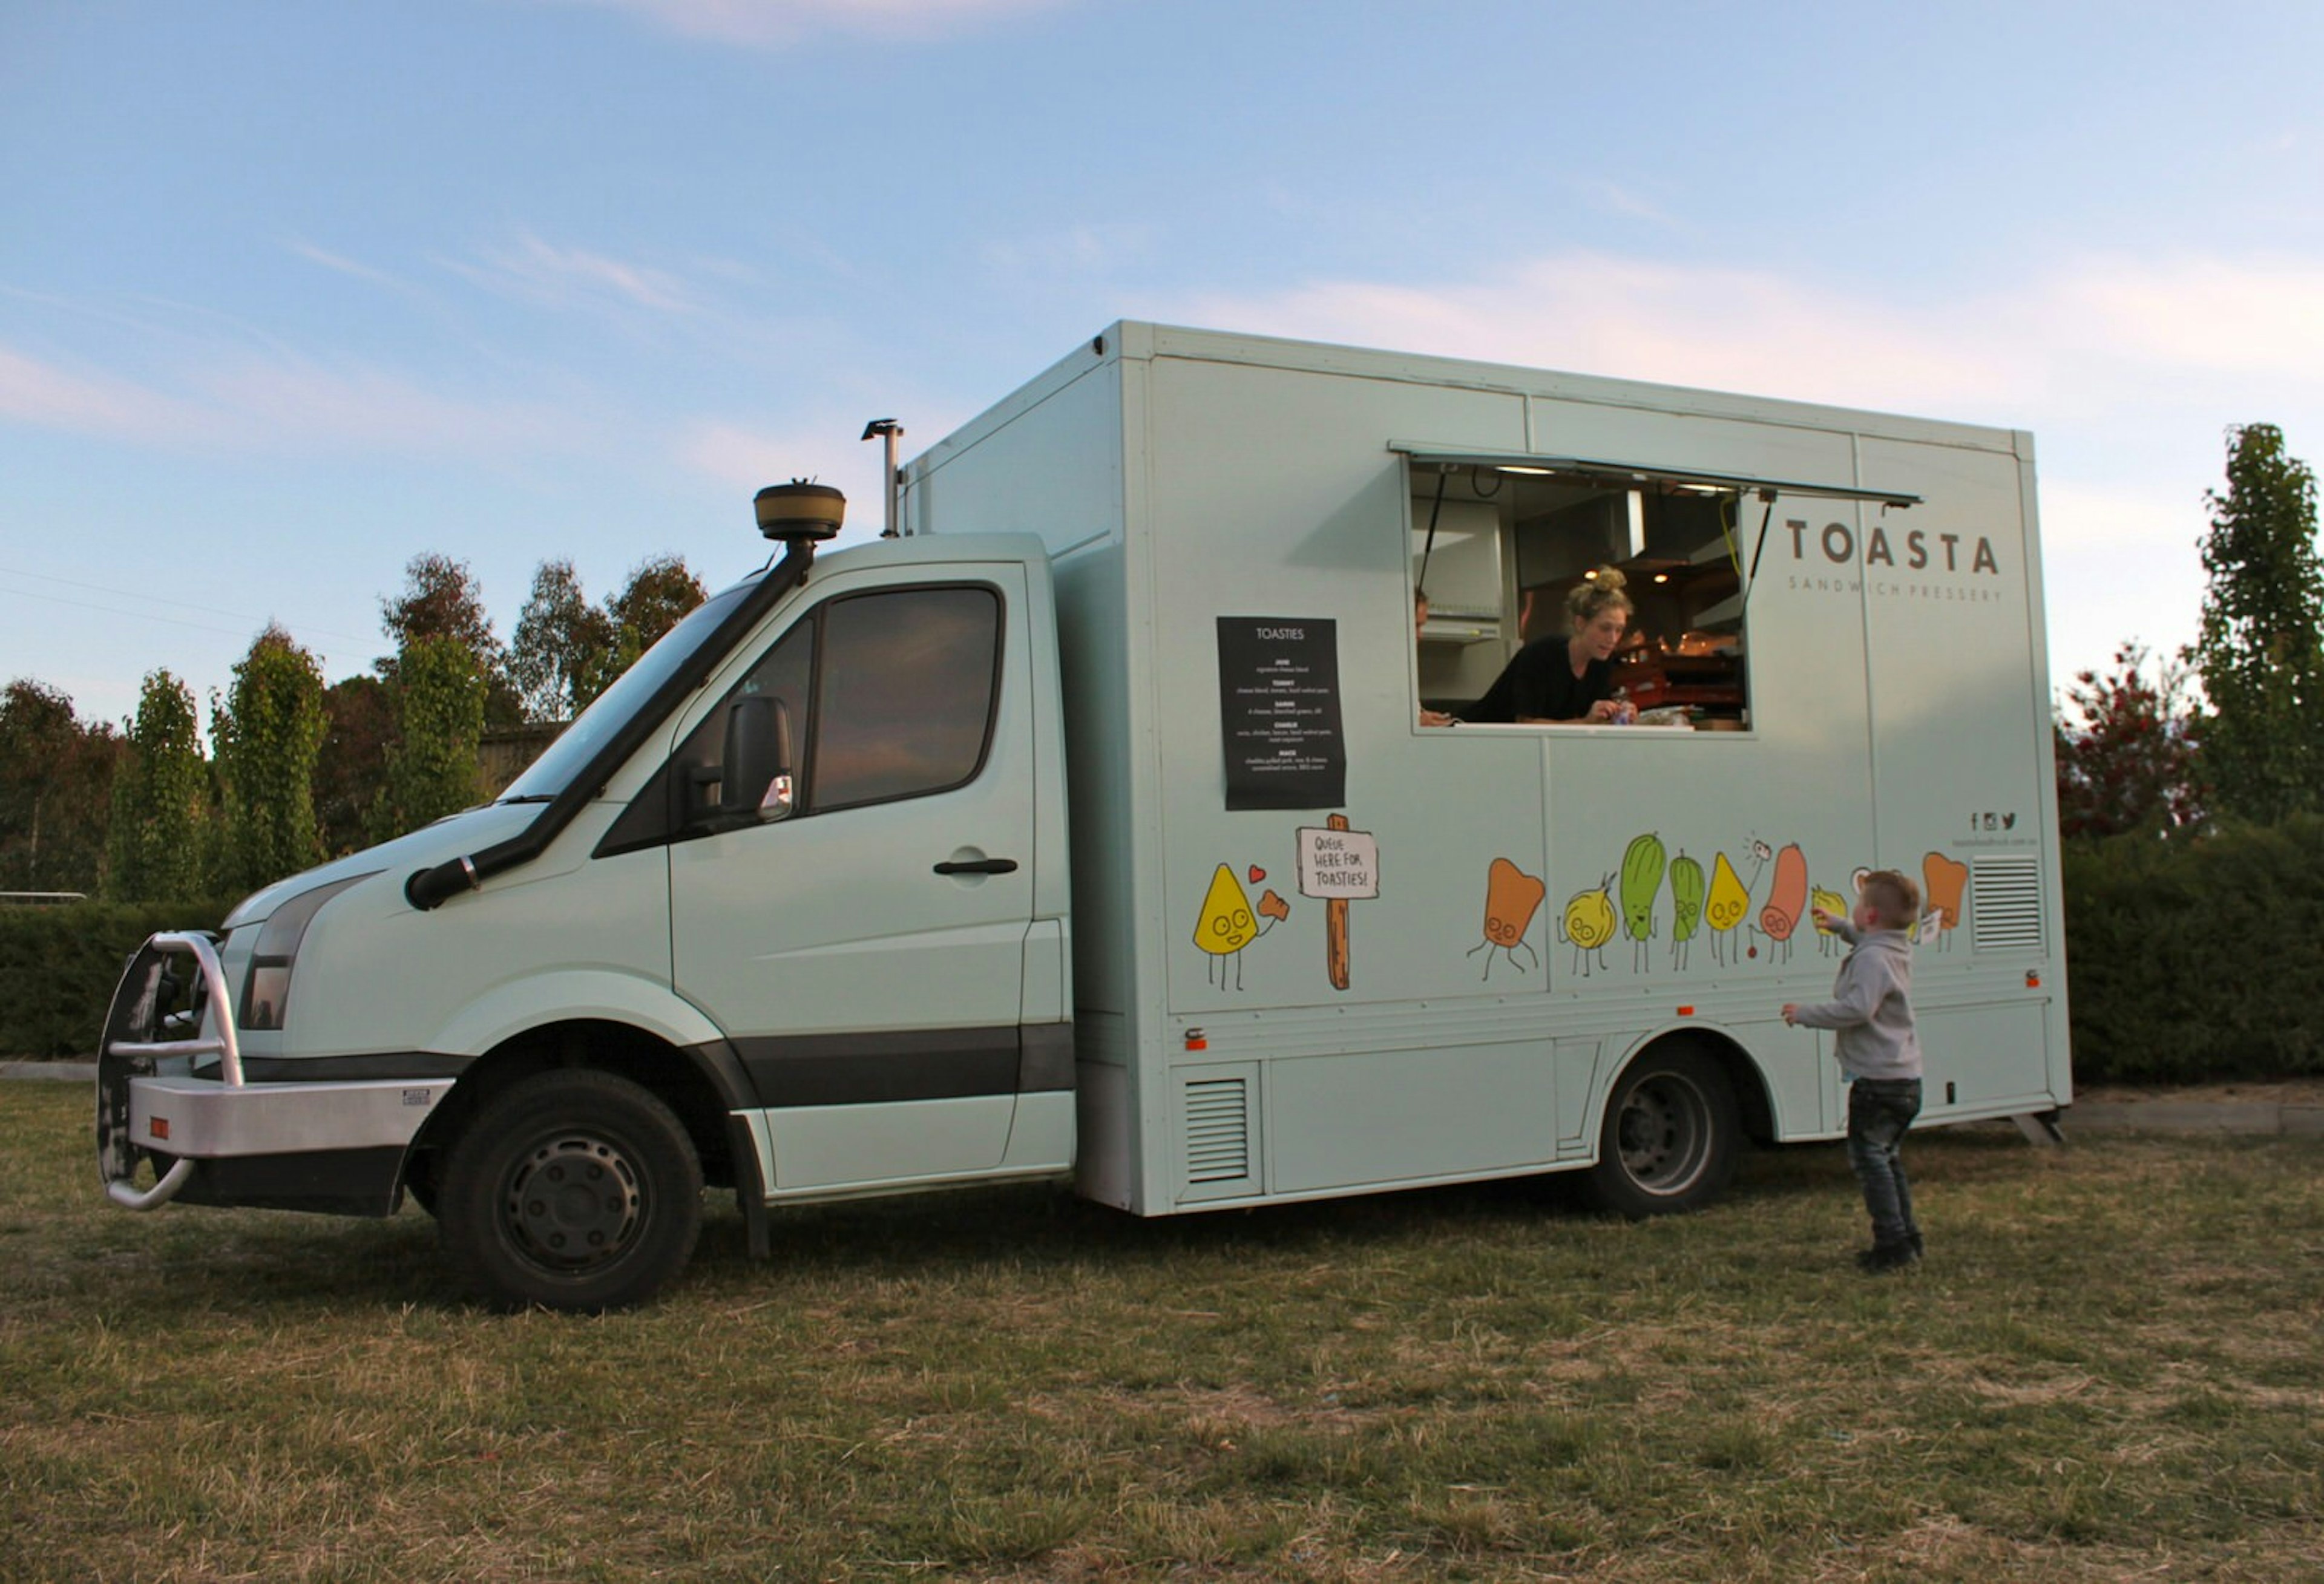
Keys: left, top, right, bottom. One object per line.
{"left": 1970, "top": 856, "right": 2044, "bottom": 953}
{"left": 1184, "top": 1076, "right": 1251, "bottom": 1183}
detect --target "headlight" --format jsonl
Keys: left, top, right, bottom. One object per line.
{"left": 238, "top": 874, "right": 376, "bottom": 1032}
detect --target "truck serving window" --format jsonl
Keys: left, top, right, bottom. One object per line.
{"left": 1403, "top": 450, "right": 1916, "bottom": 731}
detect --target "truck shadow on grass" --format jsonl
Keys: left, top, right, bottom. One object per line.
{"left": 64, "top": 1126, "right": 2053, "bottom": 1316}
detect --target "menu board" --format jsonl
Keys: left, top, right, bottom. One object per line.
{"left": 1216, "top": 616, "right": 1346, "bottom": 811}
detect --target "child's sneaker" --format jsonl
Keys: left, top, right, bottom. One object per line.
{"left": 1856, "top": 1240, "right": 1920, "bottom": 1274}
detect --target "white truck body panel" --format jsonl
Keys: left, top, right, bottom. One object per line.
{"left": 905, "top": 322, "right": 2069, "bottom": 1217}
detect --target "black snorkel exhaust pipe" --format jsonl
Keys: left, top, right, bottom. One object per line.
{"left": 404, "top": 482, "right": 846, "bottom": 911}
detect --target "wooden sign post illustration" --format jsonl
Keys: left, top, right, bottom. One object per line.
{"left": 1297, "top": 814, "right": 1377, "bottom": 992}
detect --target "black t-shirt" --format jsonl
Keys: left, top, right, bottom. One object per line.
{"left": 1464, "top": 637, "right": 1613, "bottom": 723}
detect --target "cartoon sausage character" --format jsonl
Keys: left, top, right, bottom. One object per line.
{"left": 1759, "top": 843, "right": 1808, "bottom": 961}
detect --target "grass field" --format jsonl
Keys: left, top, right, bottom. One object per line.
{"left": 4, "top": 1081, "right": 2320, "bottom": 1582}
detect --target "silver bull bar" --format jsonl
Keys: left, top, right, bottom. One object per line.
{"left": 97, "top": 932, "right": 241, "bottom": 1210}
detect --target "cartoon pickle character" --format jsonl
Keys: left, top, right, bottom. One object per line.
{"left": 1466, "top": 858, "right": 1547, "bottom": 980}
{"left": 1757, "top": 842, "right": 1809, "bottom": 963}
{"left": 1810, "top": 882, "right": 1850, "bottom": 956}
{"left": 1195, "top": 863, "right": 1287, "bottom": 990}
{"left": 1667, "top": 851, "right": 1705, "bottom": 970}
{"left": 1705, "top": 851, "right": 1750, "bottom": 966}
{"left": 1922, "top": 852, "right": 1968, "bottom": 949}
{"left": 1561, "top": 874, "right": 1617, "bottom": 977}
{"left": 1619, "top": 832, "right": 1666, "bottom": 972}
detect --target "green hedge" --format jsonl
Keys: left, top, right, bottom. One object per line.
{"left": 5, "top": 828, "right": 2320, "bottom": 1083}
{"left": 0, "top": 899, "right": 234, "bottom": 1059}
{"left": 2064, "top": 816, "right": 2324, "bottom": 1082}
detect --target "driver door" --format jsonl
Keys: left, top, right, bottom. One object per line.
{"left": 667, "top": 567, "right": 1037, "bottom": 1192}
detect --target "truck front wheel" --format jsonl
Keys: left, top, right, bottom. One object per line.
{"left": 438, "top": 1069, "right": 703, "bottom": 1312}
{"left": 1580, "top": 1047, "right": 1739, "bottom": 1217}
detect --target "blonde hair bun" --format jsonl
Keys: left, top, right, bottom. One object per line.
{"left": 1565, "top": 566, "right": 1635, "bottom": 629}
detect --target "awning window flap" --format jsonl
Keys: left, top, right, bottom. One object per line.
{"left": 1390, "top": 444, "right": 1921, "bottom": 509}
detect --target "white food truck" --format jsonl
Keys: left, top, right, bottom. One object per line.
{"left": 97, "top": 323, "right": 2070, "bottom": 1309}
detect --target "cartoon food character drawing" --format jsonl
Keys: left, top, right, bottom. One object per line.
{"left": 1466, "top": 857, "right": 1546, "bottom": 981}
{"left": 1705, "top": 851, "right": 1750, "bottom": 965}
{"left": 1922, "top": 852, "right": 1968, "bottom": 949}
{"left": 1757, "top": 842, "right": 1808, "bottom": 963}
{"left": 1667, "top": 851, "right": 1705, "bottom": 970}
{"left": 1195, "top": 862, "right": 1284, "bottom": 990}
{"left": 1561, "top": 874, "right": 1617, "bottom": 977}
{"left": 1620, "top": 832, "right": 1666, "bottom": 972}
{"left": 1810, "top": 883, "right": 1850, "bottom": 955}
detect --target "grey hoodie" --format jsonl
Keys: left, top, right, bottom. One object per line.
{"left": 1789, "top": 918, "right": 1922, "bottom": 1081}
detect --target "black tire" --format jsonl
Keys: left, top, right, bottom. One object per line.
{"left": 1581, "top": 1046, "right": 1740, "bottom": 1217}
{"left": 438, "top": 1069, "right": 703, "bottom": 1312}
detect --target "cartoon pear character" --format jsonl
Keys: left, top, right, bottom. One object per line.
{"left": 1668, "top": 852, "right": 1705, "bottom": 970}
{"left": 1561, "top": 874, "right": 1617, "bottom": 977}
{"left": 1705, "top": 851, "right": 1750, "bottom": 965}
{"left": 1619, "top": 832, "right": 1666, "bottom": 973}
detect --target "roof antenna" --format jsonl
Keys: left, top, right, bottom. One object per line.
{"left": 862, "top": 419, "right": 904, "bottom": 537}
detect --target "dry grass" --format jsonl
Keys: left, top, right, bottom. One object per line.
{"left": 3, "top": 1083, "right": 2320, "bottom": 1582}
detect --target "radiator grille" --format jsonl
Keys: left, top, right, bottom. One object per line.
{"left": 1971, "top": 855, "right": 2044, "bottom": 953}
{"left": 1184, "top": 1077, "right": 1251, "bottom": 1183}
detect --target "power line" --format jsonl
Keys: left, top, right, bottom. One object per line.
{"left": 0, "top": 564, "right": 369, "bottom": 646}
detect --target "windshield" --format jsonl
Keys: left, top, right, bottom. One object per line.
{"left": 498, "top": 579, "right": 756, "bottom": 802}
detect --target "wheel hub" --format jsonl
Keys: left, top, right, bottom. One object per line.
{"left": 1617, "top": 1076, "right": 1709, "bottom": 1194}
{"left": 504, "top": 1135, "right": 642, "bottom": 1269}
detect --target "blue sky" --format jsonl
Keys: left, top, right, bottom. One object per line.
{"left": 7, "top": 0, "right": 2323, "bottom": 727}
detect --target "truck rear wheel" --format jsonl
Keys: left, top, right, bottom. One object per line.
{"left": 1581, "top": 1047, "right": 1739, "bottom": 1217}
{"left": 438, "top": 1069, "right": 703, "bottom": 1312}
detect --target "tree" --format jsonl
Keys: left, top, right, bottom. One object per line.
{"left": 105, "top": 670, "right": 210, "bottom": 902}
{"left": 315, "top": 674, "right": 395, "bottom": 859}
{"left": 212, "top": 626, "right": 328, "bottom": 892}
{"left": 2193, "top": 424, "right": 2324, "bottom": 825}
{"left": 2054, "top": 643, "right": 2205, "bottom": 840}
{"left": 379, "top": 553, "right": 523, "bottom": 728}
{"left": 507, "top": 553, "right": 706, "bottom": 722}
{"left": 606, "top": 554, "right": 707, "bottom": 652}
{"left": 370, "top": 635, "right": 485, "bottom": 843}
{"left": 0, "top": 679, "right": 121, "bottom": 895}
{"left": 509, "top": 558, "right": 617, "bottom": 722}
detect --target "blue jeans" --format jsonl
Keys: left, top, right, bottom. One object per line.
{"left": 1846, "top": 1078, "right": 1923, "bottom": 1248}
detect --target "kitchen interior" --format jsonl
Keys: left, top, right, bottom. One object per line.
{"left": 1412, "top": 461, "right": 1750, "bottom": 727}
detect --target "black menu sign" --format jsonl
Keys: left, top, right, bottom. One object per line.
{"left": 1216, "top": 616, "right": 1346, "bottom": 811}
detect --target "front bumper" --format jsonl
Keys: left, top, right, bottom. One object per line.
{"left": 97, "top": 933, "right": 455, "bottom": 1216}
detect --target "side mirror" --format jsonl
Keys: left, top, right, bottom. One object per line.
{"left": 718, "top": 695, "right": 797, "bottom": 822}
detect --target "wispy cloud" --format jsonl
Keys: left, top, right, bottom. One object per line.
{"left": 0, "top": 344, "right": 212, "bottom": 441}
{"left": 1175, "top": 250, "right": 2324, "bottom": 433}
{"left": 440, "top": 231, "right": 706, "bottom": 316}
{"left": 526, "top": 0, "right": 1068, "bottom": 47}
{"left": 287, "top": 240, "right": 413, "bottom": 295}
{"left": 0, "top": 336, "right": 582, "bottom": 459}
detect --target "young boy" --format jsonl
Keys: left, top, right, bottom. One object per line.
{"left": 1782, "top": 870, "right": 1925, "bottom": 1272}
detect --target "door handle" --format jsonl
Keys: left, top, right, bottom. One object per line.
{"left": 933, "top": 857, "right": 1019, "bottom": 875}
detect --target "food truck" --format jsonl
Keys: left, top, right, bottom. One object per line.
{"left": 97, "top": 323, "right": 2070, "bottom": 1309}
